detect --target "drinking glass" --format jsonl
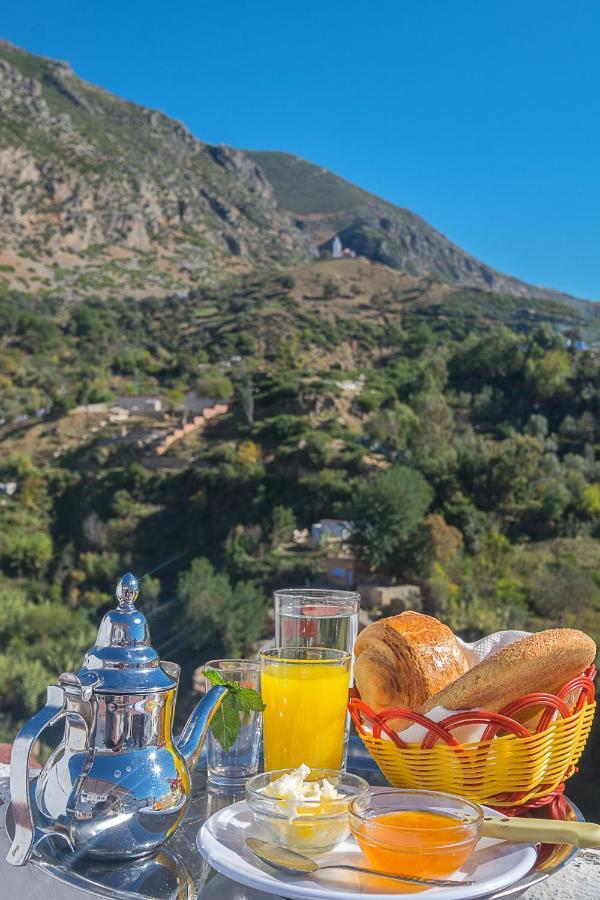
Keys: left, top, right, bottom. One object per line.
{"left": 274, "top": 588, "right": 360, "bottom": 656}
{"left": 260, "top": 647, "right": 351, "bottom": 771}
{"left": 203, "top": 659, "right": 262, "bottom": 790}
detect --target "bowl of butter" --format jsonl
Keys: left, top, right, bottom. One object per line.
{"left": 245, "top": 764, "right": 369, "bottom": 853}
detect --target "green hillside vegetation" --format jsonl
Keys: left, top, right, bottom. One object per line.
{"left": 0, "top": 266, "right": 599, "bottom": 813}
{"left": 246, "top": 151, "right": 383, "bottom": 215}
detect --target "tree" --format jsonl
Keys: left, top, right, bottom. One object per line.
{"left": 529, "top": 565, "right": 598, "bottom": 621}
{"left": 1, "top": 453, "right": 47, "bottom": 510}
{"left": 298, "top": 469, "right": 354, "bottom": 517}
{"left": 237, "top": 379, "right": 254, "bottom": 425}
{"left": 141, "top": 575, "right": 161, "bottom": 610}
{"left": 365, "top": 403, "right": 417, "bottom": 452}
{"left": 470, "top": 433, "right": 545, "bottom": 518}
{"left": 273, "top": 334, "right": 301, "bottom": 373}
{"left": 231, "top": 357, "right": 255, "bottom": 425}
{"left": 583, "top": 484, "right": 600, "bottom": 518}
{"left": 237, "top": 440, "right": 261, "bottom": 466}
{"left": 177, "top": 557, "right": 268, "bottom": 656}
{"left": 430, "top": 533, "right": 528, "bottom": 639}
{"left": 272, "top": 505, "right": 297, "bottom": 547}
{"left": 526, "top": 350, "right": 572, "bottom": 400}
{"left": 426, "top": 514, "right": 464, "bottom": 564}
{"left": 348, "top": 465, "right": 434, "bottom": 577}
{"left": 82, "top": 512, "right": 107, "bottom": 550}
{"left": 404, "top": 322, "right": 435, "bottom": 358}
{"left": 323, "top": 279, "right": 340, "bottom": 299}
{"left": 1, "top": 528, "right": 53, "bottom": 576}
{"left": 408, "top": 390, "right": 457, "bottom": 478}
{"left": 0, "top": 591, "right": 96, "bottom": 718}
{"left": 529, "top": 323, "right": 564, "bottom": 353}
{"left": 222, "top": 581, "right": 268, "bottom": 657}
{"left": 195, "top": 373, "right": 234, "bottom": 401}
{"left": 17, "top": 314, "right": 61, "bottom": 353}
{"left": 177, "top": 558, "right": 232, "bottom": 650}
{"left": 525, "top": 414, "right": 549, "bottom": 442}
{"left": 443, "top": 491, "right": 489, "bottom": 552}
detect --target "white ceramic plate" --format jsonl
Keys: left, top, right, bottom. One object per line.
{"left": 197, "top": 801, "right": 537, "bottom": 900}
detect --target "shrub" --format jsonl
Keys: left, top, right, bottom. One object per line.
{"left": 322, "top": 279, "right": 340, "bottom": 299}
{"left": 348, "top": 465, "right": 434, "bottom": 577}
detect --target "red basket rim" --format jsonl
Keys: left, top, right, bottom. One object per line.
{"left": 349, "top": 666, "right": 596, "bottom": 746}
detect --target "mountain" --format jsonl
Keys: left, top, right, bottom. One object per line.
{"left": 0, "top": 40, "right": 589, "bottom": 310}
{"left": 247, "top": 152, "right": 586, "bottom": 308}
{"left": 0, "top": 41, "right": 312, "bottom": 296}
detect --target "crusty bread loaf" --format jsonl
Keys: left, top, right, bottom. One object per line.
{"left": 354, "top": 611, "right": 471, "bottom": 721}
{"left": 422, "top": 628, "right": 596, "bottom": 714}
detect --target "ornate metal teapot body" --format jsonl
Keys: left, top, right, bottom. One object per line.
{"left": 7, "top": 573, "right": 227, "bottom": 865}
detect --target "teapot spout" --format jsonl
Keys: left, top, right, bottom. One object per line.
{"left": 176, "top": 685, "right": 228, "bottom": 771}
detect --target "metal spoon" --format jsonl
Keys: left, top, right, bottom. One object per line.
{"left": 246, "top": 838, "right": 475, "bottom": 887}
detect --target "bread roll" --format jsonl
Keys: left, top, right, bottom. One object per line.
{"left": 422, "top": 628, "right": 596, "bottom": 715}
{"left": 354, "top": 611, "right": 470, "bottom": 721}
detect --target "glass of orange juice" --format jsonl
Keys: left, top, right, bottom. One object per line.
{"left": 260, "top": 648, "right": 351, "bottom": 771}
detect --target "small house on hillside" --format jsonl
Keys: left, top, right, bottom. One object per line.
{"left": 357, "top": 583, "right": 423, "bottom": 612}
{"left": 98, "top": 427, "right": 165, "bottom": 449}
{"left": 324, "top": 548, "right": 357, "bottom": 588}
{"left": 141, "top": 455, "right": 190, "bottom": 471}
{"left": 115, "top": 395, "right": 165, "bottom": 415}
{"left": 335, "top": 375, "right": 365, "bottom": 393}
{"left": 311, "top": 518, "right": 353, "bottom": 545}
{"left": 330, "top": 235, "right": 356, "bottom": 259}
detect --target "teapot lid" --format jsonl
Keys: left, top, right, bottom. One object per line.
{"left": 76, "top": 572, "right": 178, "bottom": 693}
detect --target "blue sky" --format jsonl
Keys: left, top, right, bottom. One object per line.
{"left": 4, "top": 1, "right": 599, "bottom": 298}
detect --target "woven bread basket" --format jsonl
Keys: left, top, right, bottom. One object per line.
{"left": 349, "top": 666, "right": 596, "bottom": 812}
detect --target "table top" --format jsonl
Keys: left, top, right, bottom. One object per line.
{"left": 1, "top": 743, "right": 598, "bottom": 900}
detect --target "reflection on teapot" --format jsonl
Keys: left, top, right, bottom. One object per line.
{"left": 7, "top": 573, "right": 227, "bottom": 865}
{"left": 73, "top": 844, "right": 196, "bottom": 899}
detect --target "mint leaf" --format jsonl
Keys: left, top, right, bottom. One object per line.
{"left": 204, "top": 669, "right": 266, "bottom": 751}
{"left": 203, "top": 668, "right": 226, "bottom": 686}
{"left": 210, "top": 693, "right": 240, "bottom": 752}
{"left": 234, "top": 686, "right": 266, "bottom": 714}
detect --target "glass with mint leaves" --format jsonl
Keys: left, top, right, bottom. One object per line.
{"left": 202, "top": 660, "right": 265, "bottom": 791}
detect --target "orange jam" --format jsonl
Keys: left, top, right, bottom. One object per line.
{"left": 352, "top": 809, "right": 477, "bottom": 883}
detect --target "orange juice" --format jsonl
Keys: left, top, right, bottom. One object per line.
{"left": 261, "top": 658, "right": 350, "bottom": 770}
{"left": 352, "top": 809, "right": 477, "bottom": 882}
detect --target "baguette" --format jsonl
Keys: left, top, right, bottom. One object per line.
{"left": 422, "top": 628, "right": 596, "bottom": 714}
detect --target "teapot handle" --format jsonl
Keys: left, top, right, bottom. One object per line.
{"left": 6, "top": 673, "right": 97, "bottom": 867}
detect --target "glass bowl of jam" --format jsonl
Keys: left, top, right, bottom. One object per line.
{"left": 349, "top": 788, "right": 483, "bottom": 879}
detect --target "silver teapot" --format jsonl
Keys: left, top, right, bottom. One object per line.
{"left": 7, "top": 573, "right": 227, "bottom": 865}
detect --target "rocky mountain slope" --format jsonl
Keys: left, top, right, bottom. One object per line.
{"left": 248, "top": 152, "right": 586, "bottom": 308}
{"left": 0, "top": 40, "right": 589, "bottom": 308}
{"left": 0, "top": 41, "right": 312, "bottom": 296}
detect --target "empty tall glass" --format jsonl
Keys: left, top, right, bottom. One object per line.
{"left": 274, "top": 589, "right": 360, "bottom": 656}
